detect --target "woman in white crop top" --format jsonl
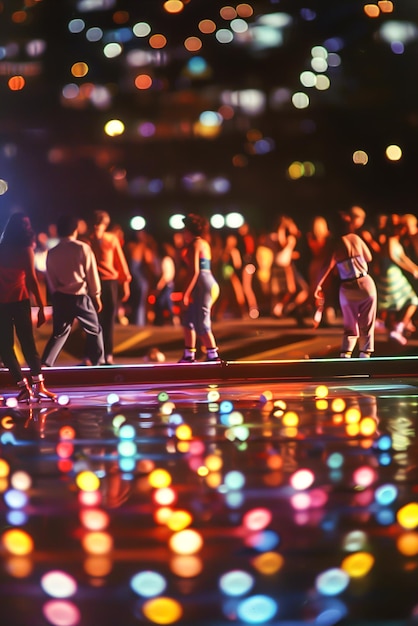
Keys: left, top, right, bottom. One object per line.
{"left": 314, "top": 231, "right": 377, "bottom": 358}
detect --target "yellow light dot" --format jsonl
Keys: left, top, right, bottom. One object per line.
{"left": 397, "top": 503, "right": 418, "bottom": 529}
{"left": 316, "top": 399, "right": 328, "bottom": 411}
{"left": 149, "top": 468, "right": 172, "bottom": 488}
{"left": 205, "top": 454, "right": 223, "bottom": 472}
{"left": 331, "top": 398, "right": 346, "bottom": 413}
{"left": 359, "top": 417, "right": 377, "bottom": 436}
{"left": 315, "top": 385, "right": 329, "bottom": 399}
{"left": 252, "top": 551, "right": 284, "bottom": 575}
{"left": 345, "top": 407, "right": 361, "bottom": 424}
{"left": 346, "top": 423, "right": 360, "bottom": 437}
{"left": 2, "top": 529, "right": 34, "bottom": 555}
{"left": 197, "top": 466, "right": 209, "bottom": 477}
{"left": 169, "top": 529, "right": 203, "bottom": 555}
{"left": 176, "top": 424, "right": 192, "bottom": 441}
{"left": 155, "top": 507, "right": 173, "bottom": 525}
{"left": 143, "top": 597, "right": 183, "bottom": 624}
{"left": 282, "top": 411, "right": 299, "bottom": 427}
{"left": 104, "top": 119, "right": 125, "bottom": 137}
{"left": 166, "top": 510, "right": 193, "bottom": 531}
{"left": 341, "top": 551, "right": 374, "bottom": 577}
{"left": 386, "top": 144, "right": 402, "bottom": 161}
{"left": 0, "top": 458, "right": 10, "bottom": 478}
{"left": 76, "top": 471, "right": 100, "bottom": 492}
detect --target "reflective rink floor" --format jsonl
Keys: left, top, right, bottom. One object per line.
{"left": 1, "top": 365, "right": 418, "bottom": 626}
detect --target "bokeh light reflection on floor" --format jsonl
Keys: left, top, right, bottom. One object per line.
{"left": 0, "top": 377, "right": 418, "bottom": 624}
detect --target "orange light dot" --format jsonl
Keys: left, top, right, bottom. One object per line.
{"left": 149, "top": 34, "right": 167, "bottom": 49}
{"left": 135, "top": 74, "right": 152, "bottom": 90}
{"left": 71, "top": 62, "right": 88, "bottom": 78}
{"left": 184, "top": 36, "right": 202, "bottom": 52}
{"left": 199, "top": 19, "right": 216, "bottom": 34}
{"left": 113, "top": 10, "right": 129, "bottom": 24}
{"left": 12, "top": 11, "right": 27, "bottom": 23}
{"left": 81, "top": 531, "right": 113, "bottom": 555}
{"left": 8, "top": 76, "right": 25, "bottom": 91}
{"left": 0, "top": 458, "right": 10, "bottom": 478}
{"left": 364, "top": 4, "right": 380, "bottom": 17}
{"left": 163, "top": 0, "right": 184, "bottom": 13}
{"left": 2, "top": 529, "right": 34, "bottom": 555}
{"left": 237, "top": 3, "right": 253, "bottom": 18}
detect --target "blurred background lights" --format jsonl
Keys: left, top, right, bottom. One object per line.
{"left": 149, "top": 468, "right": 172, "bottom": 488}
{"left": 68, "top": 19, "right": 85, "bottom": 33}
{"left": 43, "top": 600, "right": 80, "bottom": 626}
{"left": 243, "top": 508, "right": 272, "bottom": 531}
{"left": 342, "top": 530, "right": 368, "bottom": 552}
{"left": 353, "top": 150, "right": 369, "bottom": 165}
{"left": 397, "top": 503, "right": 418, "bottom": 529}
{"left": 316, "top": 568, "right": 350, "bottom": 596}
{"left": 76, "top": 470, "right": 100, "bottom": 492}
{"left": 252, "top": 551, "right": 284, "bottom": 575}
{"left": 142, "top": 597, "right": 183, "bottom": 624}
{"left": 386, "top": 144, "right": 402, "bottom": 161}
{"left": 4, "top": 489, "right": 28, "bottom": 509}
{"left": 341, "top": 552, "right": 374, "bottom": 578}
{"left": 379, "top": 20, "right": 418, "bottom": 44}
{"left": 107, "top": 392, "right": 120, "bottom": 404}
{"left": 41, "top": 570, "right": 78, "bottom": 598}
{"left": 130, "top": 570, "right": 167, "bottom": 597}
{"left": 224, "top": 470, "right": 245, "bottom": 491}
{"left": 210, "top": 214, "right": 226, "bottom": 229}
{"left": 104, "top": 119, "right": 125, "bottom": 136}
{"left": 245, "top": 530, "right": 279, "bottom": 552}
{"left": 236, "top": 594, "right": 278, "bottom": 624}
{"left": 290, "top": 468, "right": 314, "bottom": 490}
{"left": 219, "top": 570, "right": 254, "bottom": 596}
{"left": 169, "top": 529, "right": 203, "bottom": 555}
{"left": 130, "top": 215, "right": 146, "bottom": 230}
{"left": 2, "top": 528, "right": 34, "bottom": 555}
{"left": 225, "top": 212, "right": 245, "bottom": 228}
{"left": 103, "top": 42, "right": 123, "bottom": 58}
{"left": 292, "top": 92, "right": 309, "bottom": 109}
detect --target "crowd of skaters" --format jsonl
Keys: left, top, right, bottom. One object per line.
{"left": 32, "top": 206, "right": 418, "bottom": 350}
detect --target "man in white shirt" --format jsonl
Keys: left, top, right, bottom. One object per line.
{"left": 41, "top": 214, "right": 105, "bottom": 367}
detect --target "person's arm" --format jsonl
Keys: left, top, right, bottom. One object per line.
{"left": 85, "top": 247, "right": 103, "bottom": 313}
{"left": 23, "top": 247, "right": 46, "bottom": 327}
{"left": 113, "top": 236, "right": 132, "bottom": 302}
{"left": 389, "top": 238, "right": 418, "bottom": 277}
{"left": 313, "top": 254, "right": 337, "bottom": 300}
{"left": 183, "top": 241, "right": 200, "bottom": 307}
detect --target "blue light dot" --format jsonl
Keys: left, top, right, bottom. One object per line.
{"left": 375, "top": 508, "right": 395, "bottom": 526}
{"left": 375, "top": 483, "right": 398, "bottom": 506}
{"left": 4, "top": 489, "right": 28, "bottom": 509}
{"left": 220, "top": 400, "right": 233, "bottom": 414}
{"left": 119, "top": 424, "right": 136, "bottom": 440}
{"left": 7, "top": 510, "right": 28, "bottom": 525}
{"left": 119, "top": 457, "right": 136, "bottom": 473}
{"left": 246, "top": 530, "right": 280, "bottom": 552}
{"left": 224, "top": 470, "right": 245, "bottom": 490}
{"left": 130, "top": 571, "right": 167, "bottom": 597}
{"left": 376, "top": 434, "right": 392, "bottom": 451}
{"left": 316, "top": 568, "right": 350, "bottom": 596}
{"left": 326, "top": 452, "right": 344, "bottom": 469}
{"left": 378, "top": 452, "right": 392, "bottom": 466}
{"left": 117, "top": 441, "right": 137, "bottom": 457}
{"left": 219, "top": 570, "right": 254, "bottom": 596}
{"left": 107, "top": 393, "right": 120, "bottom": 405}
{"left": 236, "top": 594, "right": 278, "bottom": 624}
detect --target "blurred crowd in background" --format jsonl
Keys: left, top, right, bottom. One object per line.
{"left": 32, "top": 206, "right": 418, "bottom": 345}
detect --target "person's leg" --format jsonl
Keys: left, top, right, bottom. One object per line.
{"left": 13, "top": 299, "right": 42, "bottom": 376}
{"left": 41, "top": 293, "right": 74, "bottom": 367}
{"left": 0, "top": 302, "right": 25, "bottom": 383}
{"left": 75, "top": 295, "right": 105, "bottom": 365}
{"left": 198, "top": 275, "right": 221, "bottom": 361}
{"left": 358, "top": 278, "right": 377, "bottom": 356}
{"left": 339, "top": 287, "right": 360, "bottom": 357}
{"left": 98, "top": 280, "right": 118, "bottom": 363}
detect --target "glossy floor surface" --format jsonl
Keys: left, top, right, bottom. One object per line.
{"left": 1, "top": 370, "right": 418, "bottom": 626}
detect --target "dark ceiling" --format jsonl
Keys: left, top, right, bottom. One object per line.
{"left": 0, "top": 0, "right": 417, "bottom": 236}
